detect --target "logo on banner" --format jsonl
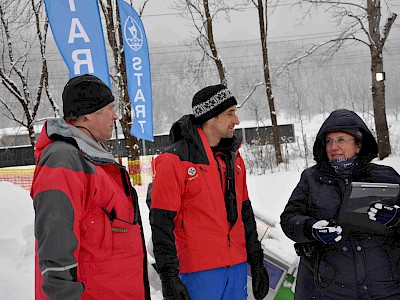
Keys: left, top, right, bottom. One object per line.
{"left": 124, "top": 17, "right": 143, "bottom": 51}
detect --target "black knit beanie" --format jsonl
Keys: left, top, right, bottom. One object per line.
{"left": 62, "top": 74, "right": 114, "bottom": 118}
{"left": 192, "top": 84, "right": 237, "bottom": 124}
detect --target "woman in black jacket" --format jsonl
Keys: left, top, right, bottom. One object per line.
{"left": 280, "top": 109, "right": 400, "bottom": 299}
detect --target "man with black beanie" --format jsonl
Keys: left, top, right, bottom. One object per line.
{"left": 150, "top": 84, "right": 270, "bottom": 299}
{"left": 31, "top": 74, "right": 150, "bottom": 299}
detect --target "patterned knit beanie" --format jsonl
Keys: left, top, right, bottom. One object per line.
{"left": 62, "top": 74, "right": 114, "bottom": 118}
{"left": 192, "top": 84, "right": 237, "bottom": 124}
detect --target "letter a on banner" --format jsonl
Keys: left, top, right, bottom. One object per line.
{"left": 44, "top": 0, "right": 111, "bottom": 88}
{"left": 117, "top": 0, "right": 153, "bottom": 141}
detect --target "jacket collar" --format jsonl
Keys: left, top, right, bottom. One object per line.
{"left": 169, "top": 114, "right": 242, "bottom": 154}
{"left": 35, "top": 118, "right": 115, "bottom": 164}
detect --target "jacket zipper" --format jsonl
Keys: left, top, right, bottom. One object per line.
{"left": 215, "top": 157, "right": 223, "bottom": 187}
{"left": 199, "top": 166, "right": 218, "bottom": 210}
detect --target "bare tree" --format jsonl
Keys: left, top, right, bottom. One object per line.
{"left": 31, "top": 0, "right": 59, "bottom": 118}
{"left": 0, "top": 0, "right": 52, "bottom": 147}
{"left": 291, "top": 0, "right": 397, "bottom": 159}
{"left": 251, "top": 0, "right": 283, "bottom": 164}
{"left": 174, "top": 0, "right": 244, "bottom": 86}
{"left": 99, "top": 0, "right": 151, "bottom": 160}
{"left": 286, "top": 71, "right": 310, "bottom": 167}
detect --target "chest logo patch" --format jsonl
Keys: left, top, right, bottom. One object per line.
{"left": 188, "top": 167, "right": 196, "bottom": 176}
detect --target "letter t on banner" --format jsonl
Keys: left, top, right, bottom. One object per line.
{"left": 44, "top": 0, "right": 111, "bottom": 88}
{"left": 117, "top": 0, "right": 153, "bottom": 142}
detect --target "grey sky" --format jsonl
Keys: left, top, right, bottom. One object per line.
{"left": 138, "top": 0, "right": 339, "bottom": 45}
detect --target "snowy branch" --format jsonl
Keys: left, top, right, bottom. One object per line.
{"left": 348, "top": 13, "right": 374, "bottom": 47}
{"left": 299, "top": 0, "right": 367, "bottom": 12}
{"left": 237, "top": 82, "right": 264, "bottom": 109}
{"left": 0, "top": 97, "right": 25, "bottom": 127}
{"left": 381, "top": 13, "right": 397, "bottom": 47}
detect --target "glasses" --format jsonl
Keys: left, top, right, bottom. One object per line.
{"left": 325, "top": 137, "right": 355, "bottom": 147}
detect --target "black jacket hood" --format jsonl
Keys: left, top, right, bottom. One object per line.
{"left": 313, "top": 109, "right": 379, "bottom": 164}
{"left": 169, "top": 114, "right": 199, "bottom": 145}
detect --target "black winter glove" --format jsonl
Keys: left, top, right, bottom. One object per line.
{"left": 160, "top": 273, "right": 191, "bottom": 300}
{"left": 311, "top": 220, "right": 342, "bottom": 244}
{"left": 242, "top": 200, "right": 269, "bottom": 299}
{"left": 251, "top": 261, "right": 269, "bottom": 300}
{"left": 368, "top": 203, "right": 400, "bottom": 227}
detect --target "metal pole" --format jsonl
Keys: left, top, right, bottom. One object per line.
{"left": 142, "top": 139, "right": 146, "bottom": 156}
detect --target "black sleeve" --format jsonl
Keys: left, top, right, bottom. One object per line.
{"left": 280, "top": 169, "right": 317, "bottom": 243}
{"left": 242, "top": 199, "right": 264, "bottom": 264}
{"left": 149, "top": 208, "right": 180, "bottom": 277}
{"left": 146, "top": 182, "right": 153, "bottom": 210}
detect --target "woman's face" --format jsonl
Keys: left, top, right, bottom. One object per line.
{"left": 325, "top": 131, "right": 361, "bottom": 160}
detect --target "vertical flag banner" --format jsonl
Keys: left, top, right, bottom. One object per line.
{"left": 44, "top": 0, "right": 111, "bottom": 88}
{"left": 117, "top": 0, "right": 153, "bottom": 141}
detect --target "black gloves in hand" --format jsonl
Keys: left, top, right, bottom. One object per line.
{"left": 160, "top": 274, "right": 191, "bottom": 300}
{"left": 251, "top": 261, "right": 269, "bottom": 300}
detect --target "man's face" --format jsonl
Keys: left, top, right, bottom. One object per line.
{"left": 88, "top": 102, "right": 118, "bottom": 142}
{"left": 210, "top": 105, "right": 240, "bottom": 140}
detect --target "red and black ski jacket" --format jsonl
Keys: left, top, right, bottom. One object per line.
{"left": 31, "top": 119, "right": 150, "bottom": 300}
{"left": 150, "top": 115, "right": 263, "bottom": 276}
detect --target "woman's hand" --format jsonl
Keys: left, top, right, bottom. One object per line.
{"left": 311, "top": 220, "right": 343, "bottom": 244}
{"left": 368, "top": 203, "right": 400, "bottom": 228}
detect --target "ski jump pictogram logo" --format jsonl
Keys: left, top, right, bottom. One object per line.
{"left": 124, "top": 16, "right": 143, "bottom": 51}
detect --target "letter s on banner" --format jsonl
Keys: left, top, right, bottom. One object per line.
{"left": 44, "top": 0, "right": 111, "bottom": 88}
{"left": 117, "top": 0, "right": 153, "bottom": 142}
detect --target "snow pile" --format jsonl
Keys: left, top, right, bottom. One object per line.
{"left": 0, "top": 181, "right": 34, "bottom": 299}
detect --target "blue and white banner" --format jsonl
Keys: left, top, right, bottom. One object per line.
{"left": 44, "top": 0, "right": 111, "bottom": 88}
{"left": 117, "top": 0, "right": 153, "bottom": 141}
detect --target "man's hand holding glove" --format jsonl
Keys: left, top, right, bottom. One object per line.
{"left": 311, "top": 220, "right": 342, "bottom": 244}
{"left": 249, "top": 250, "right": 270, "bottom": 300}
{"left": 368, "top": 203, "right": 400, "bottom": 228}
{"left": 160, "top": 270, "right": 191, "bottom": 300}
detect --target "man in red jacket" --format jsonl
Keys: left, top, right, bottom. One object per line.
{"left": 150, "top": 84, "right": 270, "bottom": 300}
{"left": 31, "top": 74, "right": 150, "bottom": 299}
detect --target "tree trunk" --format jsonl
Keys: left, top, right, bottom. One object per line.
{"left": 203, "top": 0, "right": 226, "bottom": 86}
{"left": 370, "top": 53, "right": 390, "bottom": 159}
{"left": 101, "top": 0, "right": 139, "bottom": 160}
{"left": 257, "top": 0, "right": 282, "bottom": 164}
{"left": 367, "top": 0, "right": 394, "bottom": 159}
{"left": 28, "top": 122, "right": 36, "bottom": 148}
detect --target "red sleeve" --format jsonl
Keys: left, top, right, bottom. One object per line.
{"left": 151, "top": 153, "right": 187, "bottom": 212}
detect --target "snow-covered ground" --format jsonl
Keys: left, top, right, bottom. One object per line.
{"left": 2, "top": 112, "right": 400, "bottom": 299}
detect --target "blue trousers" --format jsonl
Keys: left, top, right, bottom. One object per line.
{"left": 179, "top": 262, "right": 248, "bottom": 300}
